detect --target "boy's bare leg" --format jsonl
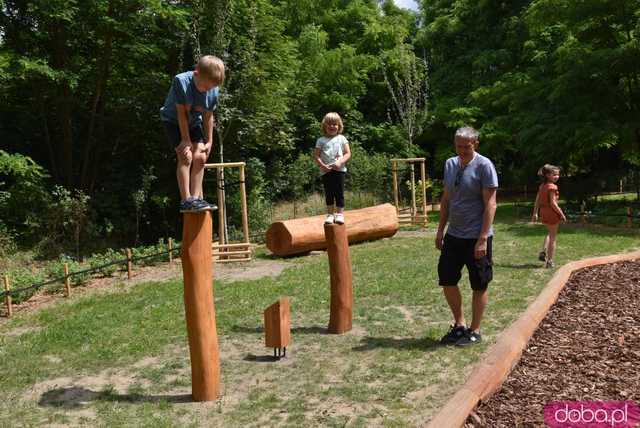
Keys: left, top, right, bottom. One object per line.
{"left": 190, "top": 142, "right": 207, "bottom": 199}
{"left": 176, "top": 142, "right": 193, "bottom": 201}
{"left": 442, "top": 286, "right": 465, "bottom": 327}
{"left": 470, "top": 289, "right": 488, "bottom": 332}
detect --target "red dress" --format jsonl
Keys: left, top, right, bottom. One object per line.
{"left": 537, "top": 182, "right": 561, "bottom": 225}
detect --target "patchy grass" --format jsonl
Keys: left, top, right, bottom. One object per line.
{"left": 1, "top": 206, "right": 639, "bottom": 427}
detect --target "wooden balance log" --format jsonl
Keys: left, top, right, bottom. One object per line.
{"left": 181, "top": 212, "right": 220, "bottom": 401}
{"left": 266, "top": 203, "right": 399, "bottom": 257}
{"left": 264, "top": 297, "right": 291, "bottom": 359}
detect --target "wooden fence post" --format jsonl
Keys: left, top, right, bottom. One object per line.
{"left": 4, "top": 275, "right": 12, "bottom": 318}
{"left": 64, "top": 263, "right": 71, "bottom": 297}
{"left": 168, "top": 238, "right": 173, "bottom": 264}
{"left": 627, "top": 207, "right": 633, "bottom": 228}
{"left": 126, "top": 248, "right": 133, "bottom": 280}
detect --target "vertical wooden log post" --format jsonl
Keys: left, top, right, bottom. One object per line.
{"left": 216, "top": 167, "right": 226, "bottom": 260}
{"left": 325, "top": 224, "right": 353, "bottom": 334}
{"left": 420, "top": 160, "right": 428, "bottom": 226}
{"left": 182, "top": 211, "right": 220, "bottom": 401}
{"left": 239, "top": 164, "right": 250, "bottom": 246}
{"left": 410, "top": 163, "right": 417, "bottom": 222}
{"left": 126, "top": 248, "right": 133, "bottom": 280}
{"left": 627, "top": 207, "right": 633, "bottom": 228}
{"left": 64, "top": 263, "right": 71, "bottom": 297}
{"left": 392, "top": 161, "right": 399, "bottom": 214}
{"left": 168, "top": 238, "right": 174, "bottom": 264}
{"left": 4, "top": 275, "right": 12, "bottom": 318}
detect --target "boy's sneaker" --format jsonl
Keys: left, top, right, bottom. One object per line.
{"left": 190, "top": 198, "right": 216, "bottom": 212}
{"left": 545, "top": 260, "right": 555, "bottom": 269}
{"left": 440, "top": 324, "right": 467, "bottom": 345}
{"left": 456, "top": 329, "right": 482, "bottom": 347}
{"left": 538, "top": 251, "right": 546, "bottom": 262}
{"left": 334, "top": 213, "right": 345, "bottom": 225}
{"left": 324, "top": 214, "right": 335, "bottom": 225}
{"left": 179, "top": 198, "right": 198, "bottom": 213}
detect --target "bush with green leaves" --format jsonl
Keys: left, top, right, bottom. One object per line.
{"left": 4, "top": 267, "right": 45, "bottom": 305}
{"left": 131, "top": 239, "right": 170, "bottom": 266}
{"left": 37, "top": 186, "right": 92, "bottom": 259}
{"left": 0, "top": 222, "right": 16, "bottom": 258}
{"left": 0, "top": 151, "right": 51, "bottom": 245}
{"left": 87, "top": 248, "right": 123, "bottom": 277}
{"left": 45, "top": 255, "right": 90, "bottom": 287}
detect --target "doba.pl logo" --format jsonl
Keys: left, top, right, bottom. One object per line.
{"left": 544, "top": 401, "right": 640, "bottom": 428}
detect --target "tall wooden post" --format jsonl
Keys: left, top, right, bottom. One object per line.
{"left": 239, "top": 164, "right": 250, "bottom": 245}
{"left": 627, "top": 207, "right": 633, "bottom": 228}
{"left": 325, "top": 224, "right": 353, "bottom": 334}
{"left": 182, "top": 211, "right": 220, "bottom": 401}
{"left": 392, "top": 161, "right": 399, "bottom": 214}
{"left": 420, "top": 160, "right": 428, "bottom": 225}
{"left": 168, "top": 238, "right": 174, "bottom": 264}
{"left": 410, "top": 163, "right": 417, "bottom": 223}
{"left": 4, "top": 275, "right": 12, "bottom": 318}
{"left": 126, "top": 249, "right": 133, "bottom": 280}
{"left": 64, "top": 263, "right": 71, "bottom": 297}
{"left": 216, "top": 167, "right": 226, "bottom": 260}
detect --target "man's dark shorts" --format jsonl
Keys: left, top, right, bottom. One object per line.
{"left": 438, "top": 234, "right": 493, "bottom": 290}
{"left": 162, "top": 121, "right": 204, "bottom": 150}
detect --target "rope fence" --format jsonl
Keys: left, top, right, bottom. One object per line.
{"left": 1, "top": 239, "right": 183, "bottom": 317}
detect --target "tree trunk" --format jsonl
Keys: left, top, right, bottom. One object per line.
{"left": 81, "top": 2, "right": 115, "bottom": 192}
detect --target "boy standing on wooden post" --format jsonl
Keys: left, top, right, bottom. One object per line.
{"left": 160, "top": 55, "right": 225, "bottom": 213}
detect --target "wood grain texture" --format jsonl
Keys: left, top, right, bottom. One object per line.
{"left": 325, "top": 224, "right": 353, "bottom": 334}
{"left": 182, "top": 211, "right": 220, "bottom": 401}
{"left": 264, "top": 297, "right": 291, "bottom": 348}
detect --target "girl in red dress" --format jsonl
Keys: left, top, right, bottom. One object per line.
{"left": 532, "top": 164, "right": 567, "bottom": 268}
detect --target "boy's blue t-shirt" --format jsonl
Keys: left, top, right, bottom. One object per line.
{"left": 160, "top": 71, "right": 218, "bottom": 127}
{"left": 443, "top": 153, "right": 498, "bottom": 239}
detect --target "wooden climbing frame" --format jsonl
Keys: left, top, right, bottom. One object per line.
{"left": 204, "top": 162, "right": 254, "bottom": 263}
{"left": 391, "top": 158, "right": 428, "bottom": 226}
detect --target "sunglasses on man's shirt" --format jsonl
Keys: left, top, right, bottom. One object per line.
{"left": 454, "top": 167, "right": 465, "bottom": 188}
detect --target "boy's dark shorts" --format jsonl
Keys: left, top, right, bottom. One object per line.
{"left": 162, "top": 121, "right": 204, "bottom": 150}
{"left": 438, "top": 234, "right": 493, "bottom": 291}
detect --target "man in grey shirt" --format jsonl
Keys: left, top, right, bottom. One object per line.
{"left": 435, "top": 126, "right": 498, "bottom": 346}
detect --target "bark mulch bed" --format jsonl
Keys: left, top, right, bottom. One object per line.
{"left": 467, "top": 260, "right": 640, "bottom": 427}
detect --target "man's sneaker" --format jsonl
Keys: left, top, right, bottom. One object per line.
{"left": 545, "top": 260, "right": 555, "bottom": 269}
{"left": 179, "top": 198, "right": 198, "bottom": 213}
{"left": 334, "top": 213, "right": 345, "bottom": 224}
{"left": 456, "top": 329, "right": 482, "bottom": 347}
{"left": 538, "top": 251, "right": 546, "bottom": 262}
{"left": 324, "top": 214, "right": 335, "bottom": 225}
{"left": 440, "top": 324, "right": 467, "bottom": 345}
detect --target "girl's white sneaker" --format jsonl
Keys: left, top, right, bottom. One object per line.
{"left": 324, "top": 214, "right": 335, "bottom": 224}
{"left": 334, "top": 213, "right": 344, "bottom": 224}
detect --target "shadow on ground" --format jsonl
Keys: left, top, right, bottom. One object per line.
{"left": 38, "top": 387, "right": 192, "bottom": 409}
{"left": 353, "top": 336, "right": 441, "bottom": 352}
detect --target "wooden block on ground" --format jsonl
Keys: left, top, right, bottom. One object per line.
{"left": 264, "top": 297, "right": 291, "bottom": 349}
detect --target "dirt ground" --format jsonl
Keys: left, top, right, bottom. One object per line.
{"left": 467, "top": 260, "right": 640, "bottom": 427}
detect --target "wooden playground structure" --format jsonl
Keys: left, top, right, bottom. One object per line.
{"left": 391, "top": 158, "right": 429, "bottom": 226}
{"left": 204, "top": 162, "right": 254, "bottom": 263}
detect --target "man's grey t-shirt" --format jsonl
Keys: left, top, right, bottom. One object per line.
{"left": 160, "top": 71, "right": 219, "bottom": 127}
{"left": 443, "top": 153, "right": 498, "bottom": 239}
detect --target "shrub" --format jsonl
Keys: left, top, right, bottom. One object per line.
{"left": 4, "top": 266, "right": 45, "bottom": 304}
{"left": 88, "top": 248, "right": 123, "bottom": 277}
{"left": 46, "top": 255, "right": 90, "bottom": 287}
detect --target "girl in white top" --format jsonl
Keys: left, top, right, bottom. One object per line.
{"left": 313, "top": 112, "right": 351, "bottom": 224}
